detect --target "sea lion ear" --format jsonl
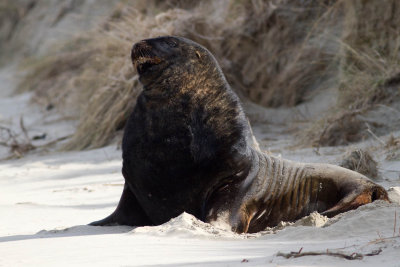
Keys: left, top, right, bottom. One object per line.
{"left": 195, "top": 50, "right": 201, "bottom": 60}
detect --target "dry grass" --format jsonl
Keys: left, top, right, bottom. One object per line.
{"left": 305, "top": 109, "right": 366, "bottom": 147}
{"left": 0, "top": 0, "right": 36, "bottom": 65}
{"left": 339, "top": 149, "right": 379, "bottom": 180}
{"left": 16, "top": 0, "right": 400, "bottom": 150}
{"left": 339, "top": 0, "right": 400, "bottom": 110}
{"left": 220, "top": 0, "right": 343, "bottom": 107}
{"left": 0, "top": 1, "right": 21, "bottom": 64}
{"left": 385, "top": 134, "right": 400, "bottom": 161}
{"left": 301, "top": 0, "right": 400, "bottom": 147}
{"left": 18, "top": 38, "right": 95, "bottom": 113}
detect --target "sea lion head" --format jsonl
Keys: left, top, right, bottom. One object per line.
{"left": 131, "top": 36, "right": 222, "bottom": 87}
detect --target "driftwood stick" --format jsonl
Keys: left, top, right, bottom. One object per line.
{"left": 277, "top": 248, "right": 382, "bottom": 260}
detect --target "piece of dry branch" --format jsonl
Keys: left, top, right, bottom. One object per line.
{"left": 276, "top": 248, "right": 382, "bottom": 260}
{"left": 0, "top": 122, "right": 35, "bottom": 158}
{"left": 0, "top": 118, "right": 72, "bottom": 160}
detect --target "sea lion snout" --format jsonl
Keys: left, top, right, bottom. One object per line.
{"left": 131, "top": 36, "right": 179, "bottom": 63}
{"left": 131, "top": 40, "right": 162, "bottom": 75}
{"left": 131, "top": 40, "right": 152, "bottom": 60}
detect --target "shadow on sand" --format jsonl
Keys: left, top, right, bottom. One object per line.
{"left": 0, "top": 225, "right": 134, "bottom": 243}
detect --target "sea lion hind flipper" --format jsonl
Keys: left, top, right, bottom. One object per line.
{"left": 321, "top": 185, "right": 389, "bottom": 218}
{"left": 89, "top": 183, "right": 151, "bottom": 226}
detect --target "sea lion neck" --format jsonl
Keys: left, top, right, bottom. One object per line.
{"left": 137, "top": 64, "right": 252, "bottom": 160}
{"left": 141, "top": 63, "right": 239, "bottom": 113}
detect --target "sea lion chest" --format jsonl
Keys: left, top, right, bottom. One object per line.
{"left": 121, "top": 93, "right": 206, "bottom": 223}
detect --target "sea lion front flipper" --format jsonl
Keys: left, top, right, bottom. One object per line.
{"left": 89, "top": 183, "right": 151, "bottom": 226}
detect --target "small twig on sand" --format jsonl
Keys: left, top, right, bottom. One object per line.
{"left": 376, "top": 231, "right": 383, "bottom": 240}
{"left": 366, "top": 236, "right": 399, "bottom": 246}
{"left": 19, "top": 117, "right": 30, "bottom": 142}
{"left": 395, "top": 210, "right": 397, "bottom": 237}
{"left": 0, "top": 122, "right": 35, "bottom": 158}
{"left": 37, "top": 135, "right": 72, "bottom": 149}
{"left": 277, "top": 248, "right": 382, "bottom": 260}
{"left": 1, "top": 120, "right": 72, "bottom": 160}
{"left": 365, "top": 122, "right": 385, "bottom": 146}
{"left": 377, "top": 104, "right": 400, "bottom": 116}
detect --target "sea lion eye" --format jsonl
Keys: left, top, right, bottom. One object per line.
{"left": 166, "top": 39, "right": 177, "bottom": 47}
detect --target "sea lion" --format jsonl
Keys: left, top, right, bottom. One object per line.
{"left": 89, "top": 36, "right": 389, "bottom": 233}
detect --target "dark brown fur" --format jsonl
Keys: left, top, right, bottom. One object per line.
{"left": 90, "top": 36, "right": 388, "bottom": 233}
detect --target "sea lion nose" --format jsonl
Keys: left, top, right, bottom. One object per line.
{"left": 131, "top": 40, "right": 151, "bottom": 61}
{"left": 132, "top": 40, "right": 147, "bottom": 50}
